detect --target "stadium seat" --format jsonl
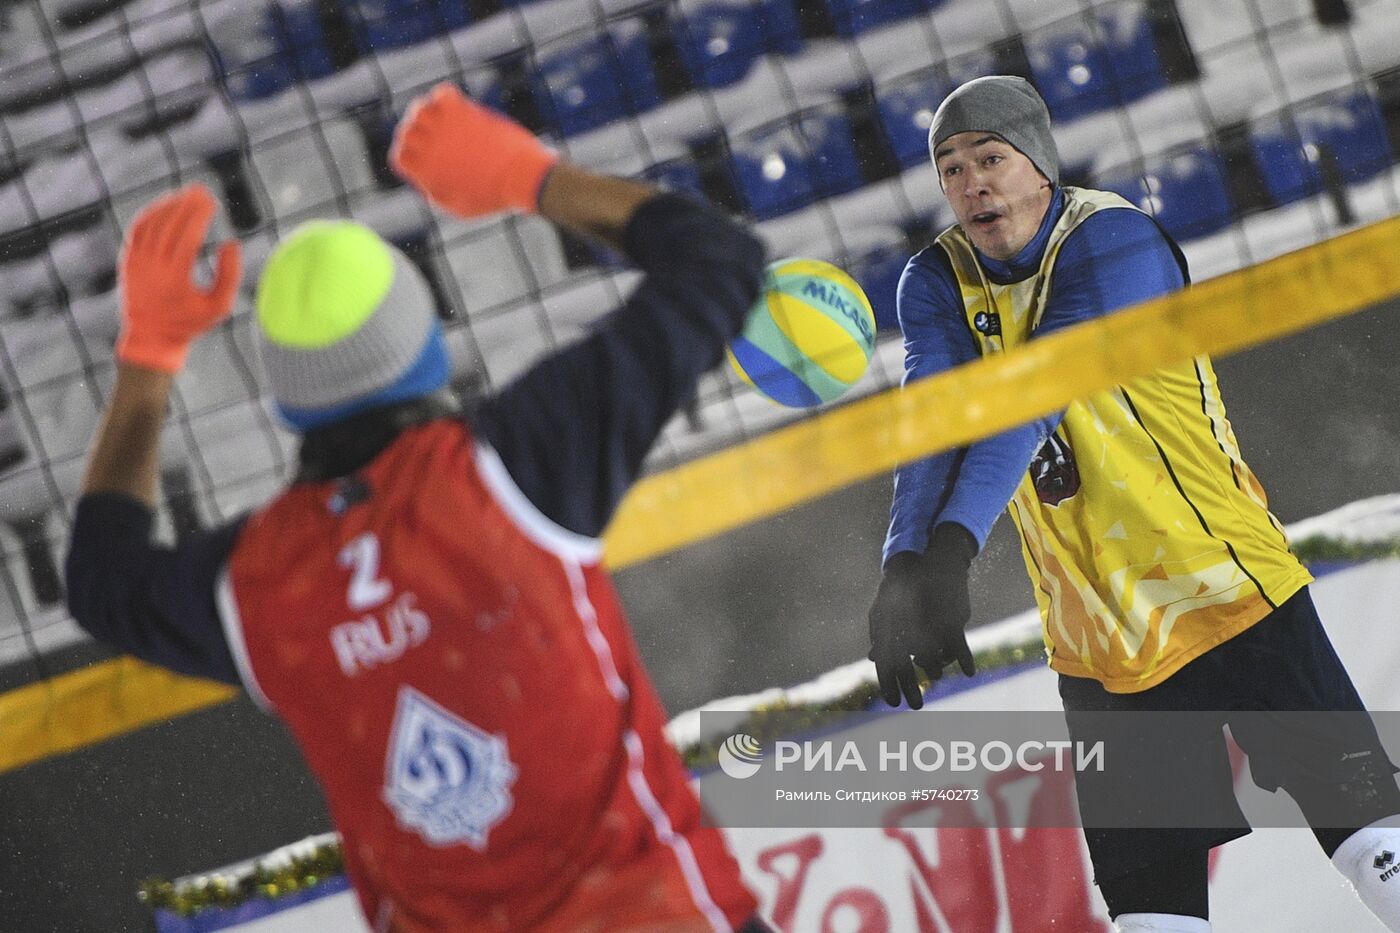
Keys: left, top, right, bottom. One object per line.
{"left": 0, "top": 148, "right": 97, "bottom": 231}
{"left": 532, "top": 21, "right": 664, "bottom": 137}
{"left": 0, "top": 49, "right": 209, "bottom": 162}
{"left": 1251, "top": 90, "right": 1395, "bottom": 207}
{"left": 175, "top": 307, "right": 264, "bottom": 418}
{"left": 0, "top": 226, "right": 120, "bottom": 318}
{"left": 274, "top": 0, "right": 338, "bottom": 80}
{"left": 1025, "top": 1, "right": 1168, "bottom": 121}
{"left": 0, "top": 494, "right": 64, "bottom": 609}
{"left": 643, "top": 156, "right": 707, "bottom": 198}
{"left": 1347, "top": 164, "right": 1400, "bottom": 227}
{"left": 1053, "top": 84, "right": 1210, "bottom": 181}
{"left": 1349, "top": 1, "right": 1400, "bottom": 76}
{"left": 469, "top": 306, "right": 550, "bottom": 390}
{"left": 108, "top": 167, "right": 233, "bottom": 238}
{"left": 0, "top": 408, "right": 23, "bottom": 475}
{"left": 156, "top": 462, "right": 205, "bottom": 540}
{"left": 823, "top": 0, "right": 938, "bottom": 38}
{"left": 465, "top": 269, "right": 639, "bottom": 388}
{"left": 0, "top": 2, "right": 43, "bottom": 67}
{"left": 344, "top": 0, "right": 470, "bottom": 52}
{"left": 670, "top": 0, "right": 803, "bottom": 88}
{"left": 2, "top": 302, "right": 111, "bottom": 407}
{"left": 1174, "top": 0, "right": 1315, "bottom": 60}
{"left": 730, "top": 108, "right": 864, "bottom": 219}
{"left": 182, "top": 399, "right": 294, "bottom": 522}
{"left": 432, "top": 215, "right": 570, "bottom": 317}
{"left": 0, "top": 437, "right": 87, "bottom": 512}
{"left": 850, "top": 240, "right": 910, "bottom": 331}
{"left": 10, "top": 369, "right": 105, "bottom": 515}
{"left": 538, "top": 271, "right": 641, "bottom": 335}
{"left": 248, "top": 116, "right": 377, "bottom": 225}
{"left": 1096, "top": 145, "right": 1235, "bottom": 242}
{"left": 211, "top": 0, "right": 338, "bottom": 101}
{"left": 876, "top": 70, "right": 948, "bottom": 169}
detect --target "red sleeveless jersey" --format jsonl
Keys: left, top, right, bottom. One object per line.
{"left": 216, "top": 419, "right": 755, "bottom": 932}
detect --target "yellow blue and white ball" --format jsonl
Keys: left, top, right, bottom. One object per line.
{"left": 727, "top": 258, "right": 876, "bottom": 409}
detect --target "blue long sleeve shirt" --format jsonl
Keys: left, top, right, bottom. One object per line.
{"left": 884, "top": 188, "right": 1188, "bottom": 565}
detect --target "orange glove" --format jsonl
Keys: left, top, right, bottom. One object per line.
{"left": 390, "top": 82, "right": 559, "bottom": 218}
{"left": 116, "top": 184, "right": 242, "bottom": 373}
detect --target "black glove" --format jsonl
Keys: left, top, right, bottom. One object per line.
{"left": 868, "top": 522, "right": 978, "bottom": 709}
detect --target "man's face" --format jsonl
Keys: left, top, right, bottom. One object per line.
{"left": 934, "top": 132, "right": 1053, "bottom": 262}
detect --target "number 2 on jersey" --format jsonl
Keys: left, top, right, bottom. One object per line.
{"left": 339, "top": 532, "right": 393, "bottom": 611}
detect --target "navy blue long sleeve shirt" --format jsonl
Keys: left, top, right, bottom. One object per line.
{"left": 884, "top": 188, "right": 1187, "bottom": 565}
{"left": 65, "top": 194, "right": 766, "bottom": 685}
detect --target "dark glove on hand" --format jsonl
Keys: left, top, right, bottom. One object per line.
{"left": 868, "top": 522, "right": 978, "bottom": 709}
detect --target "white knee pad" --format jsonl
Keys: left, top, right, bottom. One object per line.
{"left": 1332, "top": 818, "right": 1400, "bottom": 931}
{"left": 1114, "top": 914, "right": 1210, "bottom": 933}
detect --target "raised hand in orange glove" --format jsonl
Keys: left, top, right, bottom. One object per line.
{"left": 390, "top": 82, "right": 559, "bottom": 219}
{"left": 116, "top": 183, "right": 242, "bottom": 373}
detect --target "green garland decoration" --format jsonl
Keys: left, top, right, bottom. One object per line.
{"left": 679, "top": 637, "right": 1046, "bottom": 771}
{"left": 139, "top": 538, "right": 1397, "bottom": 917}
{"left": 1290, "top": 536, "right": 1400, "bottom": 564}
{"left": 139, "top": 841, "right": 343, "bottom": 916}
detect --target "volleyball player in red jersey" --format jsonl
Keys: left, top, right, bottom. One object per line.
{"left": 66, "top": 83, "right": 771, "bottom": 932}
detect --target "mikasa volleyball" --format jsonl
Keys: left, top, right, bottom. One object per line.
{"left": 727, "top": 258, "right": 877, "bottom": 409}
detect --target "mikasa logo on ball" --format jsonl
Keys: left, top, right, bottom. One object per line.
{"left": 800, "top": 279, "right": 874, "bottom": 343}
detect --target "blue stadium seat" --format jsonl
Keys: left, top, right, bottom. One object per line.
{"left": 213, "top": 0, "right": 337, "bottom": 101}
{"left": 730, "top": 109, "right": 864, "bottom": 219}
{"left": 274, "top": 0, "right": 337, "bottom": 82}
{"left": 344, "top": 0, "right": 470, "bottom": 53}
{"left": 850, "top": 242, "right": 909, "bottom": 331}
{"left": 472, "top": 78, "right": 509, "bottom": 116}
{"left": 875, "top": 51, "right": 1001, "bottom": 169}
{"left": 532, "top": 21, "right": 663, "bottom": 137}
{"left": 670, "top": 0, "right": 803, "bottom": 88}
{"left": 1097, "top": 146, "right": 1234, "bottom": 242}
{"left": 1251, "top": 91, "right": 1394, "bottom": 206}
{"left": 876, "top": 71, "right": 948, "bottom": 168}
{"left": 249, "top": 116, "right": 377, "bottom": 224}
{"left": 1026, "top": 2, "right": 1167, "bottom": 121}
{"left": 824, "top": 0, "right": 939, "bottom": 37}
{"left": 644, "top": 158, "right": 707, "bottom": 198}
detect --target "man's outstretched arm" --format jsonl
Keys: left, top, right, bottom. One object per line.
{"left": 66, "top": 185, "right": 246, "bottom": 683}
{"left": 81, "top": 366, "right": 171, "bottom": 505}
{"left": 391, "top": 83, "right": 767, "bottom": 539}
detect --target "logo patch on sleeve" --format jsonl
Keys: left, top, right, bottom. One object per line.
{"left": 383, "top": 686, "right": 516, "bottom": 849}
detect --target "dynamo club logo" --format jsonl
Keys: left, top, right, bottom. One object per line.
{"left": 383, "top": 686, "right": 517, "bottom": 849}
{"left": 718, "top": 733, "right": 765, "bottom": 779}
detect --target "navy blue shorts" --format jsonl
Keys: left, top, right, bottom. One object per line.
{"left": 1059, "top": 586, "right": 1400, "bottom": 884}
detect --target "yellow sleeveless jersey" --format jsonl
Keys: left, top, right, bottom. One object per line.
{"left": 936, "top": 186, "right": 1311, "bottom": 692}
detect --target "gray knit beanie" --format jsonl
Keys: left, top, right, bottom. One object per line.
{"left": 929, "top": 75, "right": 1059, "bottom": 184}
{"left": 254, "top": 220, "right": 449, "bottom": 431}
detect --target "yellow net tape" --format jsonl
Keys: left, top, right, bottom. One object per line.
{"left": 2, "top": 213, "right": 1397, "bottom": 774}
{"left": 0, "top": 657, "right": 235, "bottom": 772}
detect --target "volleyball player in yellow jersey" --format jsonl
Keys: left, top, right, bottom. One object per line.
{"left": 868, "top": 76, "right": 1400, "bottom": 932}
